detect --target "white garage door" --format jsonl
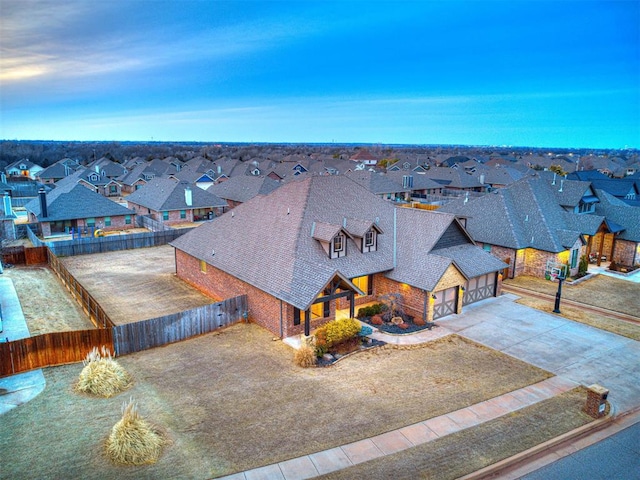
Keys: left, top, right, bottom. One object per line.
{"left": 433, "top": 286, "right": 458, "bottom": 320}
{"left": 463, "top": 273, "right": 496, "bottom": 306}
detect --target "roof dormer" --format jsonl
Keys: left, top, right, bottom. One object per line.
{"left": 344, "top": 218, "right": 383, "bottom": 253}
{"left": 312, "top": 222, "right": 351, "bottom": 259}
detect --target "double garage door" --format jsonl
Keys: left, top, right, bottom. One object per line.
{"left": 462, "top": 273, "right": 497, "bottom": 306}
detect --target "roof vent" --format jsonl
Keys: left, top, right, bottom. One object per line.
{"left": 559, "top": 179, "right": 564, "bottom": 192}
{"left": 552, "top": 172, "right": 557, "bottom": 185}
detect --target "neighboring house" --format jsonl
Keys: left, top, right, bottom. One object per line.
{"left": 421, "top": 167, "right": 488, "bottom": 192}
{"left": 125, "top": 178, "right": 227, "bottom": 224}
{"left": 207, "top": 175, "right": 282, "bottom": 208}
{"left": 0, "top": 191, "right": 17, "bottom": 241}
{"left": 345, "top": 170, "right": 412, "bottom": 202}
{"left": 5, "top": 159, "right": 44, "bottom": 180}
{"left": 170, "top": 176, "right": 505, "bottom": 338}
{"left": 117, "top": 159, "right": 176, "bottom": 193}
{"left": 36, "top": 158, "right": 83, "bottom": 184}
{"left": 25, "top": 184, "right": 135, "bottom": 237}
{"left": 439, "top": 174, "right": 615, "bottom": 278}
{"left": 384, "top": 172, "right": 444, "bottom": 199}
{"left": 349, "top": 149, "right": 379, "bottom": 166}
{"left": 593, "top": 190, "right": 640, "bottom": 267}
{"left": 568, "top": 170, "right": 640, "bottom": 206}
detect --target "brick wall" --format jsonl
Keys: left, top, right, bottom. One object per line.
{"left": 480, "top": 244, "right": 516, "bottom": 278}
{"left": 175, "top": 249, "right": 335, "bottom": 338}
{"left": 613, "top": 239, "right": 638, "bottom": 266}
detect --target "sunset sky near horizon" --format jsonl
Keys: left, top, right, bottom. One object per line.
{"left": 1, "top": 0, "right": 639, "bottom": 149}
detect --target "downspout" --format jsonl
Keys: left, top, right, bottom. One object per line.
{"left": 393, "top": 208, "right": 397, "bottom": 268}
{"left": 422, "top": 289, "right": 428, "bottom": 323}
{"left": 279, "top": 300, "right": 283, "bottom": 339}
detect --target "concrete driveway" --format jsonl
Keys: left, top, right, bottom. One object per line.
{"left": 439, "top": 293, "right": 640, "bottom": 413}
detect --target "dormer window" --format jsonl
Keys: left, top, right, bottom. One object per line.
{"left": 365, "top": 230, "right": 374, "bottom": 247}
{"left": 333, "top": 234, "right": 344, "bottom": 254}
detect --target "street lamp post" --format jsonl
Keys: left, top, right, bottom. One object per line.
{"left": 553, "top": 270, "right": 566, "bottom": 314}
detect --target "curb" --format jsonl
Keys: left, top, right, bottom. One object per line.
{"left": 458, "top": 403, "right": 617, "bottom": 480}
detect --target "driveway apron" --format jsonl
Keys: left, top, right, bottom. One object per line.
{"left": 439, "top": 293, "right": 640, "bottom": 413}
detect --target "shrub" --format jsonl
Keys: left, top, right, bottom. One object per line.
{"left": 76, "top": 346, "right": 131, "bottom": 398}
{"left": 398, "top": 323, "right": 409, "bottom": 330}
{"left": 106, "top": 398, "right": 164, "bottom": 465}
{"left": 370, "top": 314, "right": 384, "bottom": 325}
{"left": 294, "top": 345, "right": 317, "bottom": 367}
{"left": 324, "top": 318, "right": 361, "bottom": 347}
{"left": 578, "top": 255, "right": 589, "bottom": 276}
{"left": 356, "top": 303, "right": 387, "bottom": 318}
{"left": 414, "top": 318, "right": 426, "bottom": 326}
{"left": 314, "top": 328, "right": 328, "bottom": 356}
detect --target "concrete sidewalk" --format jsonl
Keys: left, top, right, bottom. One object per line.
{"left": 0, "top": 277, "right": 46, "bottom": 415}
{"left": 216, "top": 376, "right": 578, "bottom": 480}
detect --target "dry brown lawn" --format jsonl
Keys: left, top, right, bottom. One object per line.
{"left": 505, "top": 275, "right": 639, "bottom": 317}
{"left": 318, "top": 387, "right": 594, "bottom": 480}
{"left": 516, "top": 296, "right": 640, "bottom": 341}
{"left": 59, "top": 245, "right": 215, "bottom": 324}
{"left": 2, "top": 265, "right": 94, "bottom": 334}
{"left": 0, "top": 324, "right": 553, "bottom": 479}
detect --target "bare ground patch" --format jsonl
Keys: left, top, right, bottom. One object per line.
{"left": 504, "top": 274, "right": 638, "bottom": 317}
{"left": 0, "top": 324, "right": 553, "bottom": 479}
{"left": 59, "top": 245, "right": 215, "bottom": 324}
{"left": 2, "top": 265, "right": 94, "bottom": 334}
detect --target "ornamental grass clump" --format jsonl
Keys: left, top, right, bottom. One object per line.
{"left": 294, "top": 345, "right": 317, "bottom": 367}
{"left": 76, "top": 346, "right": 132, "bottom": 398}
{"left": 106, "top": 397, "right": 164, "bottom": 465}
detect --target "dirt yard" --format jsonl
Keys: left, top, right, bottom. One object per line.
{"left": 0, "top": 325, "right": 553, "bottom": 479}
{"left": 504, "top": 274, "right": 639, "bottom": 317}
{"left": 59, "top": 245, "right": 215, "bottom": 324}
{"left": 2, "top": 265, "right": 94, "bottom": 334}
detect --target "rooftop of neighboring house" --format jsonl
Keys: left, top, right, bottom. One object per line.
{"left": 345, "top": 170, "right": 411, "bottom": 195}
{"left": 37, "top": 158, "right": 83, "bottom": 180}
{"left": 25, "top": 183, "right": 134, "bottom": 222}
{"left": 207, "top": 175, "right": 282, "bottom": 204}
{"left": 384, "top": 171, "right": 444, "bottom": 191}
{"left": 420, "top": 167, "right": 486, "bottom": 189}
{"left": 594, "top": 190, "right": 640, "bottom": 242}
{"left": 439, "top": 174, "right": 605, "bottom": 253}
{"left": 5, "top": 159, "right": 43, "bottom": 172}
{"left": 125, "top": 177, "right": 227, "bottom": 211}
{"left": 349, "top": 149, "right": 379, "bottom": 162}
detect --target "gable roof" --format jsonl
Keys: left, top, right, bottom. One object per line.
{"left": 595, "top": 190, "right": 640, "bottom": 242}
{"left": 439, "top": 175, "right": 605, "bottom": 252}
{"left": 171, "top": 176, "right": 396, "bottom": 310}
{"left": 25, "top": 184, "right": 134, "bottom": 221}
{"left": 207, "top": 175, "right": 281, "bottom": 203}
{"left": 125, "top": 178, "right": 226, "bottom": 211}
{"left": 345, "top": 170, "right": 410, "bottom": 195}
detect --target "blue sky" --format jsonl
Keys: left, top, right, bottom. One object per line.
{"left": 1, "top": 0, "right": 639, "bottom": 148}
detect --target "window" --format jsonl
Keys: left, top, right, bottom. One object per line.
{"left": 125, "top": 215, "right": 131, "bottom": 225}
{"left": 483, "top": 244, "right": 492, "bottom": 252}
{"left": 199, "top": 260, "right": 207, "bottom": 273}
{"left": 86, "top": 218, "right": 95, "bottom": 228}
{"left": 163, "top": 211, "right": 169, "bottom": 221}
{"left": 180, "top": 210, "right": 186, "bottom": 219}
{"left": 352, "top": 275, "right": 373, "bottom": 297}
{"left": 570, "top": 248, "right": 579, "bottom": 269}
{"left": 294, "top": 308, "right": 307, "bottom": 326}
{"left": 365, "top": 230, "right": 375, "bottom": 247}
{"left": 104, "top": 217, "right": 111, "bottom": 227}
{"left": 333, "top": 234, "right": 344, "bottom": 252}
{"left": 109, "top": 185, "right": 117, "bottom": 193}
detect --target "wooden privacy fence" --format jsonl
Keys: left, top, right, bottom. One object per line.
{"left": 47, "top": 251, "right": 115, "bottom": 329}
{"left": 0, "top": 245, "right": 48, "bottom": 266}
{"left": 0, "top": 329, "right": 114, "bottom": 377}
{"left": 0, "top": 295, "right": 247, "bottom": 377}
{"left": 113, "top": 295, "right": 248, "bottom": 355}
{"left": 26, "top": 225, "right": 193, "bottom": 257}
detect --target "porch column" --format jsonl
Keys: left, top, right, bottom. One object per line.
{"left": 348, "top": 291, "right": 355, "bottom": 319}
{"left": 610, "top": 234, "right": 618, "bottom": 263}
{"left": 304, "top": 309, "right": 310, "bottom": 336}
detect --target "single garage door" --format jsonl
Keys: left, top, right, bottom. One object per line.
{"left": 433, "top": 286, "right": 458, "bottom": 320}
{"left": 463, "top": 273, "right": 496, "bottom": 306}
